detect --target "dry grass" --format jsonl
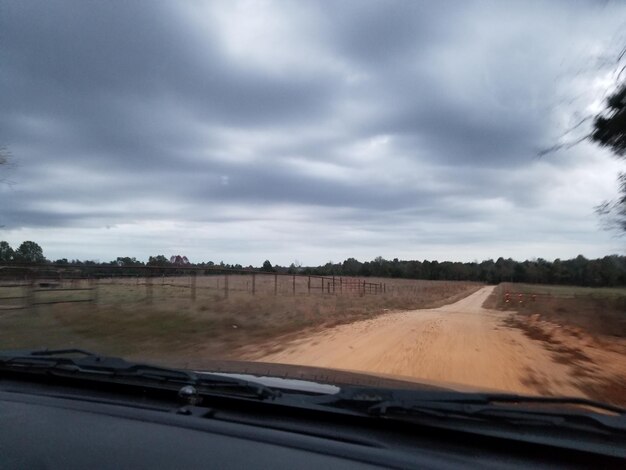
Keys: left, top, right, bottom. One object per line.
{"left": 484, "top": 283, "right": 626, "bottom": 338}
{"left": 486, "top": 283, "right": 626, "bottom": 407}
{"left": 0, "top": 277, "right": 481, "bottom": 367}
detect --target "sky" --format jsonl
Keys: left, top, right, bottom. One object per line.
{"left": 1, "top": 0, "right": 625, "bottom": 266}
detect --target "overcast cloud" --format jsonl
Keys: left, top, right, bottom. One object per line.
{"left": 1, "top": 0, "right": 625, "bottom": 265}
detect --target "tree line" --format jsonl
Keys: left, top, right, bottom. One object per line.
{"left": 0, "top": 240, "right": 624, "bottom": 287}
{"left": 297, "top": 255, "right": 626, "bottom": 287}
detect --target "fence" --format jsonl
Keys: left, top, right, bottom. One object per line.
{"left": 503, "top": 291, "right": 541, "bottom": 305}
{"left": 0, "top": 279, "right": 97, "bottom": 311}
{"left": 499, "top": 282, "right": 626, "bottom": 306}
{"left": 0, "top": 265, "right": 386, "bottom": 311}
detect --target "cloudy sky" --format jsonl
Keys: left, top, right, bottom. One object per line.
{"left": 1, "top": 0, "right": 625, "bottom": 265}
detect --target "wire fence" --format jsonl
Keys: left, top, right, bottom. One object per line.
{"left": 0, "top": 265, "right": 388, "bottom": 311}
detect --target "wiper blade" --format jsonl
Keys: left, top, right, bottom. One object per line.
{"left": 313, "top": 387, "right": 626, "bottom": 434}
{"left": 0, "top": 349, "right": 279, "bottom": 400}
{"left": 368, "top": 400, "right": 626, "bottom": 434}
{"left": 369, "top": 392, "right": 626, "bottom": 416}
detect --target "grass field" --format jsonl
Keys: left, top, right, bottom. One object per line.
{"left": 0, "top": 274, "right": 459, "bottom": 306}
{"left": 0, "top": 276, "right": 481, "bottom": 367}
{"left": 484, "top": 282, "right": 626, "bottom": 337}
{"left": 499, "top": 283, "right": 626, "bottom": 298}
{"left": 483, "top": 283, "right": 626, "bottom": 406}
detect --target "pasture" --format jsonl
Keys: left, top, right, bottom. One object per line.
{"left": 485, "top": 282, "right": 626, "bottom": 337}
{"left": 0, "top": 274, "right": 481, "bottom": 367}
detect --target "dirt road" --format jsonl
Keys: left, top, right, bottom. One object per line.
{"left": 251, "top": 286, "right": 606, "bottom": 397}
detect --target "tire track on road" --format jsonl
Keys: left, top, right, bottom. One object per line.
{"left": 249, "top": 286, "right": 583, "bottom": 396}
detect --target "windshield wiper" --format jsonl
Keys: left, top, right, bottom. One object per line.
{"left": 310, "top": 387, "right": 626, "bottom": 435}
{"left": 0, "top": 349, "right": 279, "bottom": 400}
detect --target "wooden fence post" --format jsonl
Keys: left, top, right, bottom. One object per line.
{"left": 274, "top": 274, "right": 278, "bottom": 296}
{"left": 292, "top": 275, "right": 296, "bottom": 296}
{"left": 25, "top": 279, "right": 35, "bottom": 310}
{"left": 252, "top": 273, "right": 256, "bottom": 296}
{"left": 307, "top": 276, "right": 311, "bottom": 295}
{"left": 224, "top": 274, "right": 229, "bottom": 299}
{"left": 321, "top": 278, "right": 324, "bottom": 295}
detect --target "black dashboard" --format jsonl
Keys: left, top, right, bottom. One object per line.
{"left": 1, "top": 382, "right": 623, "bottom": 469}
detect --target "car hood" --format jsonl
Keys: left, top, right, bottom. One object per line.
{"left": 194, "top": 359, "right": 497, "bottom": 395}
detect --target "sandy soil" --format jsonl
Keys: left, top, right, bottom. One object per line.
{"left": 245, "top": 286, "right": 625, "bottom": 399}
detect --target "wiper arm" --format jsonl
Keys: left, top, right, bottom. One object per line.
{"left": 368, "top": 392, "right": 626, "bottom": 416}
{"left": 368, "top": 399, "right": 626, "bottom": 434}
{"left": 312, "top": 387, "right": 626, "bottom": 434}
{"left": 0, "top": 349, "right": 279, "bottom": 400}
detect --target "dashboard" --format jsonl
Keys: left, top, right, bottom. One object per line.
{"left": 0, "top": 383, "right": 622, "bottom": 469}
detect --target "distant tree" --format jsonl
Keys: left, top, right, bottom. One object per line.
{"left": 54, "top": 258, "right": 69, "bottom": 265}
{"left": 513, "top": 263, "right": 527, "bottom": 282}
{"left": 390, "top": 258, "right": 403, "bottom": 278}
{"left": 477, "top": 259, "right": 495, "bottom": 283}
{"left": 405, "top": 260, "right": 423, "bottom": 279}
{"left": 0, "top": 241, "right": 15, "bottom": 263}
{"left": 14, "top": 241, "right": 46, "bottom": 264}
{"left": 287, "top": 259, "right": 302, "bottom": 274}
{"left": 359, "top": 261, "right": 372, "bottom": 277}
{"left": 169, "top": 255, "right": 190, "bottom": 265}
{"left": 114, "top": 256, "right": 143, "bottom": 267}
{"left": 599, "top": 255, "right": 623, "bottom": 286}
{"left": 371, "top": 256, "right": 390, "bottom": 277}
{"left": 341, "top": 257, "right": 362, "bottom": 276}
{"left": 261, "top": 260, "right": 275, "bottom": 272}
{"left": 494, "top": 257, "right": 515, "bottom": 283}
{"left": 147, "top": 255, "right": 170, "bottom": 267}
{"left": 429, "top": 260, "right": 441, "bottom": 280}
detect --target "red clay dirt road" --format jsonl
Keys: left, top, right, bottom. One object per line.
{"left": 248, "top": 286, "right": 621, "bottom": 398}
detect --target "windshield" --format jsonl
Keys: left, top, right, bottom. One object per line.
{"left": 0, "top": 1, "right": 624, "bottom": 409}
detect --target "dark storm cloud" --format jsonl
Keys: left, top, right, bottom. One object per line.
{"left": 2, "top": 1, "right": 334, "bottom": 124}
{"left": 0, "top": 0, "right": 624, "bottom": 262}
{"left": 1, "top": 0, "right": 338, "bottom": 174}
